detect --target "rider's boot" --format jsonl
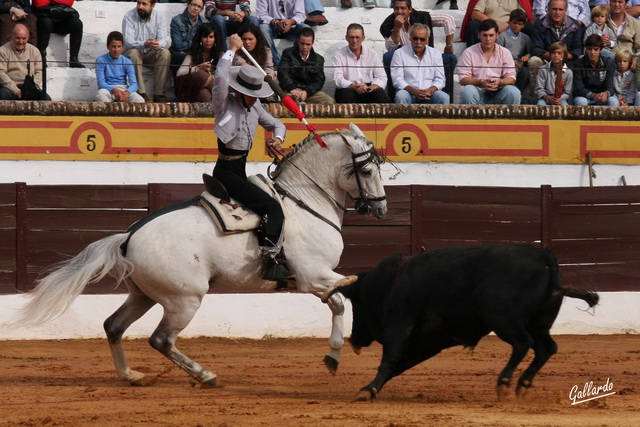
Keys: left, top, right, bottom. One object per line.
{"left": 260, "top": 246, "right": 294, "bottom": 281}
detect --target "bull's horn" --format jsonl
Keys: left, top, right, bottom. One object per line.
{"left": 320, "top": 275, "right": 358, "bottom": 303}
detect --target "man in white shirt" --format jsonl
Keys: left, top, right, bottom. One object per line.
{"left": 332, "top": 23, "right": 389, "bottom": 103}
{"left": 390, "top": 24, "right": 449, "bottom": 104}
{"left": 122, "top": 0, "right": 171, "bottom": 102}
{"left": 380, "top": 0, "right": 457, "bottom": 98}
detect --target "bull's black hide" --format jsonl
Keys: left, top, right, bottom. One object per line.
{"left": 338, "top": 244, "right": 599, "bottom": 401}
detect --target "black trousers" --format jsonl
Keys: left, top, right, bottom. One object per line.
{"left": 212, "top": 141, "right": 284, "bottom": 245}
{"left": 37, "top": 15, "right": 83, "bottom": 59}
{"left": 0, "top": 86, "right": 51, "bottom": 101}
{"left": 335, "top": 87, "right": 390, "bottom": 103}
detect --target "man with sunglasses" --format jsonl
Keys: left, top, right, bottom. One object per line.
{"left": 379, "top": 0, "right": 456, "bottom": 98}
{"left": 390, "top": 23, "right": 449, "bottom": 104}
{"left": 459, "top": 18, "right": 521, "bottom": 104}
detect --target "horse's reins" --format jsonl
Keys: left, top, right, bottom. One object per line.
{"left": 267, "top": 140, "right": 348, "bottom": 213}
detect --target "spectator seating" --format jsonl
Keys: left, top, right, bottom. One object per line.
{"left": 44, "top": 0, "right": 466, "bottom": 101}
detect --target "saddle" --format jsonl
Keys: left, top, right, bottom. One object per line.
{"left": 200, "top": 173, "right": 278, "bottom": 234}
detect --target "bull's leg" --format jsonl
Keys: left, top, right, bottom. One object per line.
{"left": 355, "top": 341, "right": 440, "bottom": 402}
{"left": 148, "top": 295, "right": 218, "bottom": 386}
{"left": 492, "top": 326, "right": 534, "bottom": 400}
{"left": 516, "top": 332, "right": 558, "bottom": 398}
{"left": 322, "top": 293, "right": 345, "bottom": 375}
{"left": 104, "top": 291, "right": 157, "bottom": 385}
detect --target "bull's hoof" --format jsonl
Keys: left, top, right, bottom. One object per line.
{"left": 497, "top": 384, "right": 510, "bottom": 401}
{"left": 350, "top": 342, "right": 362, "bottom": 355}
{"left": 516, "top": 380, "right": 531, "bottom": 399}
{"left": 354, "top": 388, "right": 377, "bottom": 402}
{"left": 323, "top": 354, "right": 339, "bottom": 375}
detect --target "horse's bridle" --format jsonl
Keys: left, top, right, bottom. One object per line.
{"left": 269, "top": 133, "right": 386, "bottom": 231}
{"left": 346, "top": 141, "right": 387, "bottom": 215}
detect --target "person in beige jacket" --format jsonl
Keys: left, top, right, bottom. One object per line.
{"left": 608, "top": 0, "right": 640, "bottom": 70}
{"left": 0, "top": 23, "right": 49, "bottom": 100}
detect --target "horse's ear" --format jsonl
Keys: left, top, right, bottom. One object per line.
{"left": 349, "top": 122, "right": 366, "bottom": 139}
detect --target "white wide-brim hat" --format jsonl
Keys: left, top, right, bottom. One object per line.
{"left": 229, "top": 66, "right": 273, "bottom": 98}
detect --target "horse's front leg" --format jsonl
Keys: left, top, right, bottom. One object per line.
{"left": 319, "top": 274, "right": 359, "bottom": 374}
{"left": 323, "top": 292, "right": 345, "bottom": 375}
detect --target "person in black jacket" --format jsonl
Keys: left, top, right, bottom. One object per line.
{"left": 277, "top": 27, "right": 334, "bottom": 104}
{"left": 379, "top": 0, "right": 456, "bottom": 98}
{"left": 572, "top": 34, "right": 618, "bottom": 106}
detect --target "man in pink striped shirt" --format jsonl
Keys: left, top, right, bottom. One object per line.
{"left": 458, "top": 19, "right": 521, "bottom": 104}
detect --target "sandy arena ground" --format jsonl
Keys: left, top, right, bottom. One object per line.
{"left": 0, "top": 335, "right": 638, "bottom": 426}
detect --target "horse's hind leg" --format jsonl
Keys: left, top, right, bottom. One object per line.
{"left": 149, "top": 296, "right": 217, "bottom": 387}
{"left": 104, "top": 291, "right": 157, "bottom": 385}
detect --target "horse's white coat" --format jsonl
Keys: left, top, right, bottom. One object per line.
{"left": 10, "top": 125, "right": 388, "bottom": 385}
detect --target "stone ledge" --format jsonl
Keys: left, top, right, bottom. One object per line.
{"left": 2, "top": 100, "right": 639, "bottom": 121}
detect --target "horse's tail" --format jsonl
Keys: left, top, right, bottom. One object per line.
{"left": 12, "top": 233, "right": 132, "bottom": 327}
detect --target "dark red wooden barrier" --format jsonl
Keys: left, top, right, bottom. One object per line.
{"left": 1, "top": 183, "right": 638, "bottom": 293}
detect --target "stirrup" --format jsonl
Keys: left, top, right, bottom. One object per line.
{"left": 262, "top": 258, "right": 295, "bottom": 281}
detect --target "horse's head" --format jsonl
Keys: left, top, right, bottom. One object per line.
{"left": 338, "top": 123, "right": 387, "bottom": 220}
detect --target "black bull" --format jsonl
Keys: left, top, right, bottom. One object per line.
{"left": 334, "top": 244, "right": 599, "bottom": 401}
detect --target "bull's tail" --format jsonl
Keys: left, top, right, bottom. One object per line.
{"left": 11, "top": 233, "right": 132, "bottom": 327}
{"left": 544, "top": 248, "right": 599, "bottom": 308}
{"left": 560, "top": 285, "right": 599, "bottom": 307}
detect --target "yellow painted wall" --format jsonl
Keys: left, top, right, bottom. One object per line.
{"left": 1, "top": 116, "right": 638, "bottom": 164}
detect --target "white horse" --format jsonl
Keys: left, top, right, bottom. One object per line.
{"left": 13, "top": 123, "right": 387, "bottom": 387}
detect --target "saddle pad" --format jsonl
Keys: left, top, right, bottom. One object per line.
{"left": 200, "top": 191, "right": 261, "bottom": 234}
{"left": 248, "top": 173, "right": 278, "bottom": 198}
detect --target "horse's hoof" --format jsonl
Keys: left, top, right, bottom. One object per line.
{"left": 323, "top": 354, "right": 339, "bottom": 375}
{"left": 126, "top": 370, "right": 146, "bottom": 386}
{"left": 202, "top": 377, "right": 218, "bottom": 388}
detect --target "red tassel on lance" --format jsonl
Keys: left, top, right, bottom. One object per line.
{"left": 281, "top": 96, "right": 306, "bottom": 121}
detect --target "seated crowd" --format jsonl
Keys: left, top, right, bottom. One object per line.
{"left": 0, "top": 0, "right": 638, "bottom": 106}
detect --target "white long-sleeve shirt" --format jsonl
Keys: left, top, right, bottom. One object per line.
{"left": 390, "top": 44, "right": 445, "bottom": 91}
{"left": 332, "top": 45, "right": 387, "bottom": 89}
{"left": 122, "top": 8, "right": 170, "bottom": 53}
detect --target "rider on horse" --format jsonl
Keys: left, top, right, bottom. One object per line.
{"left": 211, "top": 34, "right": 292, "bottom": 281}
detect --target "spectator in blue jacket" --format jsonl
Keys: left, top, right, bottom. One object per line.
{"left": 572, "top": 34, "right": 618, "bottom": 106}
{"left": 170, "top": 0, "right": 206, "bottom": 80}
{"left": 95, "top": 31, "right": 145, "bottom": 103}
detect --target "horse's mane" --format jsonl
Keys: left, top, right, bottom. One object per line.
{"left": 272, "top": 130, "right": 361, "bottom": 178}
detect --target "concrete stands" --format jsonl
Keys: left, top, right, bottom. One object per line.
{"left": 43, "top": 0, "right": 466, "bottom": 101}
